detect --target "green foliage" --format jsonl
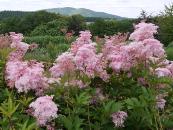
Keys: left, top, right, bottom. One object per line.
{"left": 1, "top": 43, "right": 173, "bottom": 130}
{"left": 151, "top": 3, "right": 173, "bottom": 46}
{"left": 0, "top": 17, "right": 21, "bottom": 34}
{"left": 17, "top": 120, "right": 38, "bottom": 130}
{"left": 166, "top": 45, "right": 173, "bottom": 60}
{"left": 0, "top": 90, "right": 37, "bottom": 130}
{"left": 0, "top": 11, "right": 61, "bottom": 35}
{"left": 25, "top": 43, "right": 70, "bottom": 62}
{"left": 0, "top": 11, "right": 33, "bottom": 20}
{"left": 24, "top": 36, "right": 75, "bottom": 47}
{"left": 67, "top": 15, "right": 87, "bottom": 35}
{"left": 88, "top": 19, "right": 133, "bottom": 37}
{"left": 18, "top": 11, "right": 61, "bottom": 35}
{"left": 30, "top": 19, "right": 68, "bottom": 36}
{"left": 24, "top": 35, "right": 73, "bottom": 62}
{"left": 0, "top": 91, "right": 19, "bottom": 118}
{"left": 156, "top": 16, "right": 173, "bottom": 46}
{"left": 124, "top": 87, "right": 158, "bottom": 129}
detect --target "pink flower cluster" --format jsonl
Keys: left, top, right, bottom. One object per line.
{"left": 5, "top": 32, "right": 48, "bottom": 95}
{"left": 50, "top": 52, "right": 75, "bottom": 78}
{"left": 111, "top": 111, "right": 128, "bottom": 127}
{"left": 50, "top": 22, "right": 167, "bottom": 86}
{"left": 68, "top": 80, "right": 87, "bottom": 89}
{"left": 50, "top": 31, "right": 109, "bottom": 87}
{"left": 103, "top": 22, "right": 165, "bottom": 72}
{"left": 8, "top": 32, "right": 29, "bottom": 61}
{"left": 155, "top": 61, "right": 173, "bottom": 79}
{"left": 129, "top": 22, "right": 158, "bottom": 41}
{"left": 156, "top": 94, "right": 166, "bottom": 110}
{"left": 74, "top": 44, "right": 108, "bottom": 80}
{"left": 4, "top": 22, "right": 172, "bottom": 128}
{"left": 29, "top": 95, "right": 58, "bottom": 126}
{"left": 70, "top": 31, "right": 92, "bottom": 54}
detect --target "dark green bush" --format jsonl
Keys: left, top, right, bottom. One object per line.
{"left": 30, "top": 19, "right": 68, "bottom": 36}
{"left": 24, "top": 36, "right": 76, "bottom": 47}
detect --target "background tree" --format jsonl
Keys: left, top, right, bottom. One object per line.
{"left": 156, "top": 3, "right": 173, "bottom": 46}
{"left": 88, "top": 19, "right": 133, "bottom": 37}
{"left": 67, "top": 14, "right": 86, "bottom": 35}
{"left": 30, "top": 19, "right": 68, "bottom": 36}
{"left": 18, "top": 11, "right": 60, "bottom": 35}
{"left": 0, "top": 17, "right": 21, "bottom": 34}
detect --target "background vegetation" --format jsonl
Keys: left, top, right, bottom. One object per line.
{"left": 0, "top": 4, "right": 173, "bottom": 57}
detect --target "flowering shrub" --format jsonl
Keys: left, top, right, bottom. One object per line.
{"left": 5, "top": 32, "right": 49, "bottom": 95}
{"left": 1, "top": 22, "right": 173, "bottom": 129}
{"left": 29, "top": 95, "right": 58, "bottom": 126}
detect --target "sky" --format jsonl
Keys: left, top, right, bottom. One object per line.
{"left": 0, "top": 0, "right": 172, "bottom": 18}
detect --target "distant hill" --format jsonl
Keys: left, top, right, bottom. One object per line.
{"left": 45, "top": 7, "right": 126, "bottom": 20}
{"left": 0, "top": 11, "right": 33, "bottom": 20}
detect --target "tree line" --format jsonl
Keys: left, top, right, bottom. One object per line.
{"left": 0, "top": 3, "right": 173, "bottom": 46}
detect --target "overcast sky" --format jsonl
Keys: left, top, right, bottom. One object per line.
{"left": 0, "top": 0, "right": 172, "bottom": 18}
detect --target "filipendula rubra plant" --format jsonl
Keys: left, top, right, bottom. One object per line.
{"left": 1, "top": 22, "right": 173, "bottom": 129}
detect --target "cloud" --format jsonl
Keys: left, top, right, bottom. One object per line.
{"left": 0, "top": 0, "right": 172, "bottom": 18}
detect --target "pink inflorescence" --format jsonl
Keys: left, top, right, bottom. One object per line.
{"left": 129, "top": 22, "right": 158, "bottom": 42}
{"left": 8, "top": 32, "right": 29, "bottom": 61}
{"left": 50, "top": 30, "right": 109, "bottom": 86}
{"left": 74, "top": 44, "right": 108, "bottom": 79}
{"left": 156, "top": 95, "right": 166, "bottom": 110}
{"left": 111, "top": 111, "right": 128, "bottom": 127}
{"left": 50, "top": 52, "right": 76, "bottom": 78}
{"left": 29, "top": 95, "right": 58, "bottom": 126}
{"left": 103, "top": 22, "right": 165, "bottom": 72}
{"left": 5, "top": 32, "right": 48, "bottom": 95}
{"left": 70, "top": 30, "right": 92, "bottom": 54}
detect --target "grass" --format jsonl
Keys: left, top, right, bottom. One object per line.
{"left": 24, "top": 35, "right": 76, "bottom": 47}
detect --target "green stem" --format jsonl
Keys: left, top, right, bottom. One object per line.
{"left": 88, "top": 104, "right": 91, "bottom": 130}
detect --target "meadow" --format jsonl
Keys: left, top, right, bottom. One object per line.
{"left": 0, "top": 4, "right": 173, "bottom": 130}
{"left": 0, "top": 21, "right": 173, "bottom": 130}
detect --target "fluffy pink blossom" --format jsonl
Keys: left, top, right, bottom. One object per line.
{"left": 5, "top": 33, "right": 48, "bottom": 95}
{"left": 71, "top": 31, "right": 92, "bottom": 54}
{"left": 155, "top": 68, "right": 171, "bottom": 77}
{"left": 29, "top": 43, "right": 38, "bottom": 51}
{"left": 69, "top": 80, "right": 87, "bottom": 88}
{"left": 129, "top": 22, "right": 158, "bottom": 41}
{"left": 6, "top": 60, "right": 48, "bottom": 95}
{"left": 51, "top": 30, "right": 108, "bottom": 84}
{"left": 95, "top": 88, "right": 105, "bottom": 101}
{"left": 10, "top": 32, "right": 29, "bottom": 52}
{"left": 74, "top": 44, "right": 97, "bottom": 77}
{"left": 102, "top": 34, "right": 125, "bottom": 58}
{"left": 74, "top": 44, "right": 108, "bottom": 80}
{"left": 165, "top": 63, "right": 173, "bottom": 77}
{"left": 103, "top": 24, "right": 165, "bottom": 73}
{"left": 15, "top": 61, "right": 48, "bottom": 95}
{"left": 50, "top": 52, "right": 75, "bottom": 78}
{"left": 143, "top": 39, "right": 165, "bottom": 58}
{"left": 111, "top": 111, "right": 128, "bottom": 127}
{"left": 8, "top": 32, "right": 29, "bottom": 61}
{"left": 156, "top": 95, "right": 166, "bottom": 110}
{"left": 108, "top": 42, "right": 145, "bottom": 72}
{"left": 10, "top": 32, "right": 23, "bottom": 43}
{"left": 137, "top": 77, "right": 148, "bottom": 86}
{"left": 47, "top": 78, "right": 60, "bottom": 84}
{"left": 5, "top": 61, "right": 28, "bottom": 88}
{"left": 29, "top": 95, "right": 58, "bottom": 126}
{"left": 8, "top": 49, "right": 27, "bottom": 61}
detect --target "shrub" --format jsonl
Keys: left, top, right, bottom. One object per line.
{"left": 166, "top": 42, "right": 173, "bottom": 60}
{"left": 24, "top": 35, "right": 76, "bottom": 47}
{"left": 1, "top": 22, "right": 173, "bottom": 130}
{"left": 30, "top": 19, "right": 68, "bottom": 36}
